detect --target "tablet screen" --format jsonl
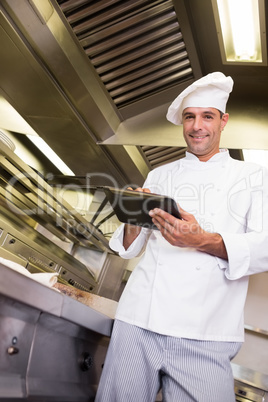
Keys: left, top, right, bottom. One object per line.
{"left": 102, "top": 187, "right": 181, "bottom": 229}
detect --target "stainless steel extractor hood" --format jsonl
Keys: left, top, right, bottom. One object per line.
{"left": 0, "top": 0, "right": 268, "bottom": 189}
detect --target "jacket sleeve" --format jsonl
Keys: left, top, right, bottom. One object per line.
{"left": 218, "top": 166, "right": 268, "bottom": 280}
{"left": 109, "top": 171, "right": 156, "bottom": 259}
{"left": 109, "top": 224, "right": 152, "bottom": 259}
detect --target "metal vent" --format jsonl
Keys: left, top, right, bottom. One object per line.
{"left": 140, "top": 145, "right": 186, "bottom": 169}
{"left": 56, "top": 0, "right": 193, "bottom": 108}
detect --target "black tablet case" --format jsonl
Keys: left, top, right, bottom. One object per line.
{"left": 102, "top": 186, "right": 181, "bottom": 229}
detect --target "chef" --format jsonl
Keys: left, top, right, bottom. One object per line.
{"left": 95, "top": 72, "right": 268, "bottom": 402}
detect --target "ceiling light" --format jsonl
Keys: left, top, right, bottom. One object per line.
{"left": 27, "top": 135, "right": 75, "bottom": 176}
{"left": 212, "top": 0, "right": 267, "bottom": 65}
{"left": 0, "top": 96, "right": 37, "bottom": 135}
{"left": 0, "top": 96, "right": 75, "bottom": 176}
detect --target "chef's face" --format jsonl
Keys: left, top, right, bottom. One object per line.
{"left": 182, "top": 107, "right": 229, "bottom": 161}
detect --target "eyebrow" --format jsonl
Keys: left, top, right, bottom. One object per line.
{"left": 182, "top": 110, "right": 218, "bottom": 118}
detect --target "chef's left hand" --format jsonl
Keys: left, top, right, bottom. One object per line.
{"left": 149, "top": 206, "right": 205, "bottom": 249}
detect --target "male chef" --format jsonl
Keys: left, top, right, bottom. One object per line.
{"left": 95, "top": 72, "right": 268, "bottom": 402}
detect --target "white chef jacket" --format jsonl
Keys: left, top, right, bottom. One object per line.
{"left": 110, "top": 150, "right": 268, "bottom": 342}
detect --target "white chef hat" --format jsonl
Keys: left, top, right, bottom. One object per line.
{"left": 166, "top": 72, "right": 234, "bottom": 125}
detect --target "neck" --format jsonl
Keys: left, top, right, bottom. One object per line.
{"left": 188, "top": 149, "right": 220, "bottom": 162}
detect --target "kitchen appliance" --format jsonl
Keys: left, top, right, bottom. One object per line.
{"left": 0, "top": 136, "right": 117, "bottom": 291}
{"left": 0, "top": 263, "right": 112, "bottom": 402}
{"left": 233, "top": 364, "right": 268, "bottom": 402}
{"left": 0, "top": 131, "right": 119, "bottom": 401}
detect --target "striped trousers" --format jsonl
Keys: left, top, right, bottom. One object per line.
{"left": 95, "top": 320, "right": 241, "bottom": 402}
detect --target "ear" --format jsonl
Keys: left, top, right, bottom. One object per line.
{"left": 221, "top": 113, "right": 229, "bottom": 131}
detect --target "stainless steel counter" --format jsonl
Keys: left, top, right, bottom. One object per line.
{"left": 0, "top": 263, "right": 113, "bottom": 336}
{"left": 232, "top": 363, "right": 268, "bottom": 392}
{"left": 0, "top": 264, "right": 113, "bottom": 401}
{"left": 232, "top": 363, "right": 268, "bottom": 401}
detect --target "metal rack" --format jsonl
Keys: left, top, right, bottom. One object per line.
{"left": 0, "top": 140, "right": 115, "bottom": 291}
{"left": 0, "top": 142, "right": 113, "bottom": 252}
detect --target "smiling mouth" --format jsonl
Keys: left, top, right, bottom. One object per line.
{"left": 189, "top": 135, "right": 208, "bottom": 139}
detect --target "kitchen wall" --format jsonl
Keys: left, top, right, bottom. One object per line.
{"left": 232, "top": 272, "right": 268, "bottom": 375}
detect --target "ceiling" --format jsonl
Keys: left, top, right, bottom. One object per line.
{"left": 0, "top": 0, "right": 268, "bottom": 190}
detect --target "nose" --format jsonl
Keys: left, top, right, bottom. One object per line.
{"left": 192, "top": 116, "right": 203, "bottom": 131}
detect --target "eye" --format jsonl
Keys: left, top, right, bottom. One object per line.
{"left": 184, "top": 115, "right": 194, "bottom": 120}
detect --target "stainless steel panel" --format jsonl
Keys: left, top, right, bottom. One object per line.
{"left": 0, "top": 1, "right": 140, "bottom": 185}
{"left": 0, "top": 265, "right": 113, "bottom": 400}
{"left": 56, "top": 0, "right": 195, "bottom": 107}
{"left": 70, "top": 0, "right": 159, "bottom": 37}
{"left": 0, "top": 264, "right": 114, "bottom": 336}
{"left": 27, "top": 313, "right": 109, "bottom": 401}
{"left": 233, "top": 363, "right": 268, "bottom": 402}
{"left": 140, "top": 145, "right": 186, "bottom": 169}
{"left": 0, "top": 293, "right": 109, "bottom": 401}
{"left": 109, "top": 60, "right": 192, "bottom": 97}
{"left": 234, "top": 380, "right": 267, "bottom": 402}
{"left": 104, "top": 51, "right": 188, "bottom": 90}
{"left": 0, "top": 211, "right": 97, "bottom": 292}
{"left": 2, "top": 233, "right": 58, "bottom": 271}
{"left": 0, "top": 139, "right": 116, "bottom": 292}
{"left": 0, "top": 141, "right": 112, "bottom": 254}
{"left": 97, "top": 36, "right": 185, "bottom": 75}
{"left": 0, "top": 295, "right": 39, "bottom": 400}
{"left": 232, "top": 363, "right": 268, "bottom": 392}
{"left": 111, "top": 67, "right": 193, "bottom": 106}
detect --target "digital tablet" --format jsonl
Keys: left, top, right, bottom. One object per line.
{"left": 102, "top": 186, "right": 181, "bottom": 229}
